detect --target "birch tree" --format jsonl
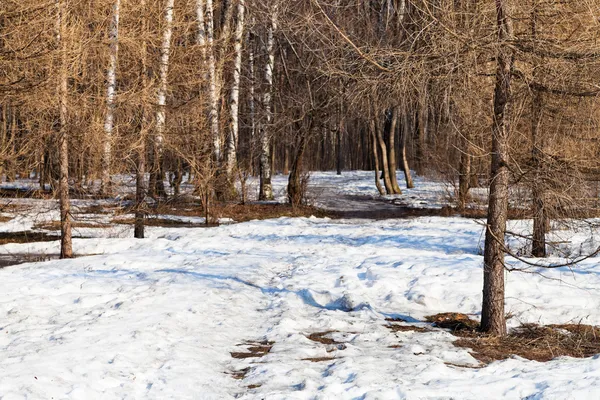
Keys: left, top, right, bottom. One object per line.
{"left": 101, "top": 0, "right": 121, "bottom": 196}
{"left": 225, "top": 0, "right": 245, "bottom": 176}
{"left": 151, "top": 0, "right": 175, "bottom": 198}
{"left": 258, "top": 4, "right": 277, "bottom": 201}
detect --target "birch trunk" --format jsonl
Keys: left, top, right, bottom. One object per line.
{"left": 101, "top": 0, "right": 120, "bottom": 196}
{"left": 248, "top": 29, "right": 256, "bottom": 175}
{"left": 57, "top": 0, "right": 72, "bottom": 259}
{"left": 225, "top": 0, "right": 245, "bottom": 176}
{"left": 259, "top": 7, "right": 277, "bottom": 200}
{"left": 205, "top": 0, "right": 221, "bottom": 165}
{"left": 153, "top": 0, "right": 174, "bottom": 198}
{"left": 481, "top": 0, "right": 514, "bottom": 337}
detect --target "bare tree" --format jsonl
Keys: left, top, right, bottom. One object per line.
{"left": 481, "top": 0, "right": 515, "bottom": 336}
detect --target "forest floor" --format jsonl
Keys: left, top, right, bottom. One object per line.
{"left": 1, "top": 171, "right": 600, "bottom": 399}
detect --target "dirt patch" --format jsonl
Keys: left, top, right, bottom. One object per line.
{"left": 229, "top": 367, "right": 250, "bottom": 380}
{"left": 425, "top": 313, "right": 480, "bottom": 332}
{"left": 230, "top": 340, "right": 274, "bottom": 359}
{"left": 306, "top": 331, "right": 343, "bottom": 345}
{"left": 387, "top": 323, "right": 429, "bottom": 333}
{"left": 0, "top": 231, "right": 61, "bottom": 245}
{"left": 453, "top": 323, "right": 600, "bottom": 364}
{"left": 34, "top": 221, "right": 112, "bottom": 231}
{"left": 112, "top": 217, "right": 214, "bottom": 228}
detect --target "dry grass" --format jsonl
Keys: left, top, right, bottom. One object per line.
{"left": 454, "top": 323, "right": 600, "bottom": 364}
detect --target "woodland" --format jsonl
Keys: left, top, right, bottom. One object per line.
{"left": 3, "top": 0, "right": 600, "bottom": 348}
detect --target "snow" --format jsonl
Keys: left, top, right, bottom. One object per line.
{"left": 1, "top": 173, "right": 600, "bottom": 398}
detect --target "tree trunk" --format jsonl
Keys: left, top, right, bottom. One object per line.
{"left": 57, "top": 0, "right": 72, "bottom": 259}
{"left": 259, "top": 7, "right": 277, "bottom": 200}
{"left": 206, "top": 0, "right": 221, "bottom": 166}
{"left": 375, "top": 114, "right": 394, "bottom": 194}
{"left": 370, "top": 119, "right": 385, "bottom": 195}
{"left": 530, "top": 4, "right": 546, "bottom": 258}
{"left": 336, "top": 120, "right": 342, "bottom": 175}
{"left": 135, "top": 0, "right": 150, "bottom": 239}
{"left": 101, "top": 0, "right": 120, "bottom": 196}
{"left": 400, "top": 108, "right": 414, "bottom": 189}
{"left": 387, "top": 107, "right": 402, "bottom": 193}
{"left": 225, "top": 0, "right": 245, "bottom": 177}
{"left": 153, "top": 0, "right": 174, "bottom": 199}
{"left": 458, "top": 133, "right": 472, "bottom": 210}
{"left": 481, "top": 0, "right": 514, "bottom": 337}
{"left": 288, "top": 123, "right": 310, "bottom": 206}
{"left": 248, "top": 30, "right": 256, "bottom": 176}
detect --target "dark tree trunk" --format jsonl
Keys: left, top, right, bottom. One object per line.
{"left": 58, "top": 0, "right": 73, "bottom": 259}
{"left": 288, "top": 130, "right": 309, "bottom": 206}
{"left": 530, "top": 5, "right": 547, "bottom": 258}
{"left": 336, "top": 121, "right": 343, "bottom": 175}
{"left": 400, "top": 108, "right": 414, "bottom": 189}
{"left": 370, "top": 119, "right": 385, "bottom": 195}
{"left": 386, "top": 108, "right": 402, "bottom": 194}
{"left": 481, "top": 0, "right": 514, "bottom": 337}
{"left": 375, "top": 115, "right": 394, "bottom": 194}
{"left": 458, "top": 132, "right": 472, "bottom": 210}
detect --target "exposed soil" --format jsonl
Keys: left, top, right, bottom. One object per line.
{"left": 0, "top": 231, "right": 61, "bottom": 245}
{"left": 306, "top": 331, "right": 342, "bottom": 345}
{"left": 425, "top": 312, "right": 480, "bottom": 332}
{"left": 230, "top": 340, "right": 274, "bottom": 359}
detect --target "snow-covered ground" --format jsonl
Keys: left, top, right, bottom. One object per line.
{"left": 1, "top": 173, "right": 600, "bottom": 399}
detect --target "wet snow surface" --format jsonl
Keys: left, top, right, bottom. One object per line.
{"left": 1, "top": 172, "right": 600, "bottom": 399}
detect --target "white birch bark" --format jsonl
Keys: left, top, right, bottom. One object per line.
{"left": 195, "top": 0, "right": 206, "bottom": 60}
{"left": 155, "top": 0, "right": 175, "bottom": 185}
{"left": 102, "top": 0, "right": 121, "bottom": 195}
{"left": 248, "top": 28, "right": 256, "bottom": 174}
{"left": 225, "top": 0, "right": 245, "bottom": 175}
{"left": 205, "top": 0, "right": 221, "bottom": 164}
{"left": 259, "top": 6, "right": 277, "bottom": 200}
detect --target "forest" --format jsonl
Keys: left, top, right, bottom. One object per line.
{"left": 2, "top": 0, "right": 600, "bottom": 398}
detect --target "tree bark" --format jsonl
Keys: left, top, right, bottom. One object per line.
{"left": 101, "top": 0, "right": 120, "bottom": 196}
{"left": 375, "top": 114, "right": 394, "bottom": 194}
{"left": 370, "top": 118, "right": 385, "bottom": 195}
{"left": 481, "top": 0, "right": 514, "bottom": 337}
{"left": 400, "top": 107, "right": 414, "bottom": 189}
{"left": 387, "top": 107, "right": 402, "bottom": 193}
{"left": 205, "top": 0, "right": 221, "bottom": 166}
{"left": 530, "top": 4, "right": 547, "bottom": 258}
{"left": 57, "top": 0, "right": 72, "bottom": 259}
{"left": 225, "top": 0, "right": 245, "bottom": 176}
{"left": 152, "top": 0, "right": 174, "bottom": 199}
{"left": 287, "top": 122, "right": 310, "bottom": 206}
{"left": 458, "top": 133, "right": 472, "bottom": 210}
{"left": 259, "top": 7, "right": 277, "bottom": 200}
